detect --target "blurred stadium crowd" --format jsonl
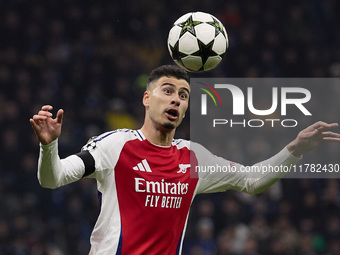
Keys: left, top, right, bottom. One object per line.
{"left": 1, "top": 0, "right": 340, "bottom": 254}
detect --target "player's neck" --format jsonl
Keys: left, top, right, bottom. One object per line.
{"left": 140, "top": 124, "right": 175, "bottom": 146}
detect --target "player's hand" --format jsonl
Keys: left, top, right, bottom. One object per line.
{"left": 30, "top": 105, "right": 64, "bottom": 145}
{"left": 287, "top": 121, "right": 340, "bottom": 158}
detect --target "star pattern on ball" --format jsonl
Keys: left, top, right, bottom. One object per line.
{"left": 193, "top": 40, "right": 218, "bottom": 65}
{"left": 208, "top": 17, "right": 226, "bottom": 37}
{"left": 169, "top": 41, "right": 188, "bottom": 64}
{"left": 177, "top": 15, "right": 202, "bottom": 37}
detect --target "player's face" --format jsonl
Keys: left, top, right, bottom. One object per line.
{"left": 144, "top": 76, "right": 190, "bottom": 130}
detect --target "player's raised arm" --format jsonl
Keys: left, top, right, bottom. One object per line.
{"left": 244, "top": 121, "right": 340, "bottom": 193}
{"left": 287, "top": 121, "right": 340, "bottom": 158}
{"left": 194, "top": 121, "right": 340, "bottom": 195}
{"left": 30, "top": 105, "right": 85, "bottom": 189}
{"left": 30, "top": 105, "right": 64, "bottom": 145}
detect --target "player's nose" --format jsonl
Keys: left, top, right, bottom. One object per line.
{"left": 171, "top": 94, "right": 181, "bottom": 106}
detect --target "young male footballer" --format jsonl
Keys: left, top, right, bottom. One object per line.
{"left": 30, "top": 65, "right": 340, "bottom": 254}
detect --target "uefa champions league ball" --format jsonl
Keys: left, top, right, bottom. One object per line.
{"left": 167, "top": 11, "right": 228, "bottom": 72}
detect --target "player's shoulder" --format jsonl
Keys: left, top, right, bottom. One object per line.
{"left": 82, "top": 129, "right": 142, "bottom": 151}
{"left": 95, "top": 129, "right": 142, "bottom": 142}
{"left": 173, "top": 138, "right": 211, "bottom": 155}
{"left": 172, "top": 138, "right": 204, "bottom": 151}
{"left": 172, "top": 138, "right": 190, "bottom": 149}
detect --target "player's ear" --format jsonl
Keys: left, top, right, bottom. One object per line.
{"left": 143, "top": 91, "right": 150, "bottom": 107}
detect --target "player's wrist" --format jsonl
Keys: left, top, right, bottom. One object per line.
{"left": 40, "top": 138, "right": 58, "bottom": 149}
{"left": 287, "top": 139, "right": 303, "bottom": 158}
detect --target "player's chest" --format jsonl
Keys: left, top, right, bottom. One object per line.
{"left": 113, "top": 141, "right": 198, "bottom": 210}
{"left": 115, "top": 142, "right": 193, "bottom": 182}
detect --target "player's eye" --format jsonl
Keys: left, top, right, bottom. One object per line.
{"left": 164, "top": 88, "right": 172, "bottom": 94}
{"left": 180, "top": 93, "right": 188, "bottom": 100}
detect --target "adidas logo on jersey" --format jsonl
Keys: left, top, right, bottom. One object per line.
{"left": 133, "top": 159, "right": 152, "bottom": 172}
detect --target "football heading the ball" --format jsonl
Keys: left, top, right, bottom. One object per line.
{"left": 168, "top": 11, "right": 228, "bottom": 72}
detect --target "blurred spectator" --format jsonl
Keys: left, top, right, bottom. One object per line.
{"left": 105, "top": 98, "right": 137, "bottom": 130}
{"left": 193, "top": 217, "right": 217, "bottom": 255}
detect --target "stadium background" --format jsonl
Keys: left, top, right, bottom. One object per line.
{"left": 1, "top": 0, "right": 340, "bottom": 254}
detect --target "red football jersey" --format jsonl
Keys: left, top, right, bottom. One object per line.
{"left": 86, "top": 130, "right": 200, "bottom": 254}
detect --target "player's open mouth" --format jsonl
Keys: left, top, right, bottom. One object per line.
{"left": 165, "top": 109, "right": 179, "bottom": 120}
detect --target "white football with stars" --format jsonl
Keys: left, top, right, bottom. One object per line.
{"left": 167, "top": 11, "right": 228, "bottom": 72}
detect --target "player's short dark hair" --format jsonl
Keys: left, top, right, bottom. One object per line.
{"left": 147, "top": 65, "right": 190, "bottom": 89}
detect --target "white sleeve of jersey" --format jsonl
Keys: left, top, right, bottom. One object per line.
{"left": 37, "top": 130, "right": 133, "bottom": 188}
{"left": 38, "top": 139, "right": 85, "bottom": 189}
{"left": 191, "top": 142, "right": 301, "bottom": 194}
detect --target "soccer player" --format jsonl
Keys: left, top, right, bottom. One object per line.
{"left": 30, "top": 65, "right": 340, "bottom": 254}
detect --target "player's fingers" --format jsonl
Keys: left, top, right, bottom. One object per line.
{"left": 56, "top": 109, "right": 64, "bottom": 124}
{"left": 319, "top": 123, "right": 338, "bottom": 129}
{"left": 32, "top": 114, "right": 47, "bottom": 121}
{"left": 315, "top": 125, "right": 339, "bottom": 135}
{"left": 321, "top": 131, "right": 340, "bottom": 138}
{"left": 329, "top": 123, "right": 339, "bottom": 128}
{"left": 41, "top": 105, "right": 53, "bottom": 111}
{"left": 38, "top": 110, "right": 53, "bottom": 117}
{"left": 29, "top": 118, "right": 36, "bottom": 126}
{"left": 303, "top": 122, "right": 323, "bottom": 133}
{"left": 323, "top": 137, "right": 340, "bottom": 142}
{"left": 30, "top": 118, "right": 41, "bottom": 132}
{"left": 313, "top": 122, "right": 338, "bottom": 131}
{"left": 307, "top": 122, "right": 339, "bottom": 135}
